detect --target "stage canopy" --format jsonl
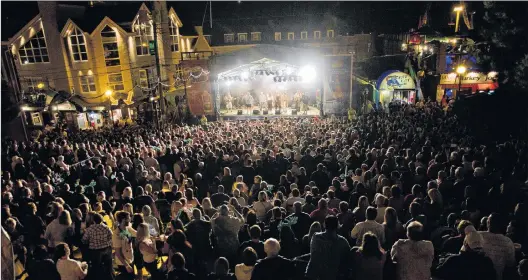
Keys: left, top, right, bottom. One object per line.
{"left": 209, "top": 44, "right": 324, "bottom": 80}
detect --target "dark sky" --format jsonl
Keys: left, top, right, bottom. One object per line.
{"left": 1, "top": 1, "right": 460, "bottom": 41}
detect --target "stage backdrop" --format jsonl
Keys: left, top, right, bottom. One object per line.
{"left": 180, "top": 60, "right": 214, "bottom": 116}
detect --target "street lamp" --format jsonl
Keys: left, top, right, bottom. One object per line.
{"left": 453, "top": 5, "right": 464, "bottom": 33}
{"left": 37, "top": 82, "right": 45, "bottom": 90}
{"left": 105, "top": 89, "right": 113, "bottom": 97}
{"left": 456, "top": 65, "right": 467, "bottom": 93}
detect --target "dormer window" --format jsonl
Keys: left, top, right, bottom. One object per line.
{"left": 19, "top": 29, "right": 49, "bottom": 64}
{"left": 101, "top": 26, "right": 120, "bottom": 67}
{"left": 69, "top": 28, "right": 88, "bottom": 62}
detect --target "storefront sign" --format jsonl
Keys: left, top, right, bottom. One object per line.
{"left": 180, "top": 60, "right": 213, "bottom": 116}
{"left": 377, "top": 71, "right": 416, "bottom": 91}
{"left": 440, "top": 72, "right": 497, "bottom": 85}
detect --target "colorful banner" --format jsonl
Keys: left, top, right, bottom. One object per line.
{"left": 325, "top": 55, "right": 351, "bottom": 101}
{"left": 179, "top": 60, "right": 213, "bottom": 116}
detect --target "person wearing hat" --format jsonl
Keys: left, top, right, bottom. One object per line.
{"left": 435, "top": 226, "right": 496, "bottom": 280}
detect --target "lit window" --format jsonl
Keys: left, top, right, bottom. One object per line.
{"left": 301, "top": 31, "right": 308, "bottom": 40}
{"left": 135, "top": 36, "right": 150, "bottom": 56}
{"left": 314, "top": 31, "right": 321, "bottom": 39}
{"left": 69, "top": 28, "right": 88, "bottom": 62}
{"left": 274, "top": 32, "right": 282, "bottom": 41}
{"left": 79, "top": 75, "right": 96, "bottom": 93}
{"left": 224, "top": 34, "right": 234, "bottom": 43}
{"left": 287, "top": 32, "right": 294, "bottom": 40}
{"left": 18, "top": 29, "right": 49, "bottom": 64}
{"left": 327, "top": 30, "right": 335, "bottom": 38}
{"left": 23, "top": 77, "right": 44, "bottom": 92}
{"left": 101, "top": 26, "right": 120, "bottom": 67}
{"left": 108, "top": 73, "right": 124, "bottom": 91}
{"left": 169, "top": 19, "right": 179, "bottom": 52}
{"left": 251, "top": 32, "right": 261, "bottom": 42}
{"left": 238, "top": 33, "right": 248, "bottom": 43}
{"left": 135, "top": 23, "right": 153, "bottom": 56}
{"left": 138, "top": 69, "right": 154, "bottom": 88}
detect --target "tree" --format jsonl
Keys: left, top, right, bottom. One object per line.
{"left": 473, "top": 1, "right": 528, "bottom": 90}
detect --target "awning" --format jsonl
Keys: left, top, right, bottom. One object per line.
{"left": 69, "top": 96, "right": 107, "bottom": 112}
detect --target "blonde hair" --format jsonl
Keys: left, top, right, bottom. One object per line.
{"left": 135, "top": 223, "right": 150, "bottom": 245}
{"left": 202, "top": 198, "right": 213, "bottom": 210}
{"left": 123, "top": 203, "right": 133, "bottom": 215}
{"left": 123, "top": 187, "right": 133, "bottom": 199}
{"left": 428, "top": 188, "right": 443, "bottom": 205}
{"left": 171, "top": 201, "right": 183, "bottom": 219}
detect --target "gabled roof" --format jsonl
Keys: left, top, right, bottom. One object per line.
{"left": 6, "top": 14, "right": 42, "bottom": 45}
{"left": 90, "top": 17, "right": 129, "bottom": 37}
{"left": 72, "top": 2, "right": 144, "bottom": 34}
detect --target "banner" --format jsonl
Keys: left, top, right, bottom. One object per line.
{"left": 179, "top": 60, "right": 213, "bottom": 116}
{"left": 325, "top": 55, "right": 351, "bottom": 101}
{"left": 439, "top": 72, "right": 497, "bottom": 85}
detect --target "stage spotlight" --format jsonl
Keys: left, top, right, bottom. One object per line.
{"left": 241, "top": 72, "right": 249, "bottom": 80}
{"left": 299, "top": 65, "right": 316, "bottom": 81}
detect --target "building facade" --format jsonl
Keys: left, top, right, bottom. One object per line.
{"left": 4, "top": 1, "right": 213, "bottom": 129}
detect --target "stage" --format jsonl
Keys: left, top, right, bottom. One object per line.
{"left": 219, "top": 105, "right": 320, "bottom": 119}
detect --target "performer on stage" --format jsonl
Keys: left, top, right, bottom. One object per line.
{"left": 225, "top": 92, "right": 233, "bottom": 111}
{"left": 267, "top": 92, "right": 274, "bottom": 110}
{"left": 275, "top": 92, "right": 281, "bottom": 111}
{"left": 294, "top": 91, "right": 302, "bottom": 110}
{"left": 301, "top": 92, "right": 309, "bottom": 115}
{"left": 244, "top": 92, "right": 254, "bottom": 114}
{"left": 281, "top": 92, "right": 288, "bottom": 110}
{"left": 258, "top": 92, "right": 266, "bottom": 111}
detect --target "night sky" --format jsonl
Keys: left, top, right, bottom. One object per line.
{"left": 1, "top": 1, "right": 464, "bottom": 41}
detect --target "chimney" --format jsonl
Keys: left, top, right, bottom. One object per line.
{"left": 37, "top": 1, "right": 70, "bottom": 92}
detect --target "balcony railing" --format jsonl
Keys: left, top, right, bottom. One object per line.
{"left": 180, "top": 51, "right": 214, "bottom": 61}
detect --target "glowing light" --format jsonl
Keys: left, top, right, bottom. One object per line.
{"left": 488, "top": 71, "right": 498, "bottom": 78}
{"left": 299, "top": 65, "right": 316, "bottom": 81}
{"left": 225, "top": 81, "right": 232, "bottom": 86}
{"left": 149, "top": 96, "right": 155, "bottom": 102}
{"left": 241, "top": 72, "right": 249, "bottom": 80}
{"left": 23, "top": 60, "right": 29, "bottom": 65}
{"left": 105, "top": 89, "right": 113, "bottom": 97}
{"left": 21, "top": 106, "right": 30, "bottom": 111}
{"left": 142, "top": 42, "right": 148, "bottom": 47}
{"left": 37, "top": 83, "right": 45, "bottom": 89}
{"left": 456, "top": 65, "right": 467, "bottom": 74}
{"left": 454, "top": 6, "right": 464, "bottom": 12}
{"left": 87, "top": 70, "right": 93, "bottom": 76}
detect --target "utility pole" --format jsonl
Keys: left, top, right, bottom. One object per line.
{"left": 151, "top": 1, "right": 164, "bottom": 128}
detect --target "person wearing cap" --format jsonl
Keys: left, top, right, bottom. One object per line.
{"left": 435, "top": 226, "right": 496, "bottom": 280}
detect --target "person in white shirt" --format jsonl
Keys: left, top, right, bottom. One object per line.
{"left": 113, "top": 211, "right": 134, "bottom": 280}
{"left": 283, "top": 188, "right": 305, "bottom": 214}
{"left": 391, "top": 221, "right": 434, "bottom": 280}
{"left": 56, "top": 243, "right": 88, "bottom": 280}
{"left": 351, "top": 207, "right": 386, "bottom": 246}
{"left": 479, "top": 213, "right": 516, "bottom": 280}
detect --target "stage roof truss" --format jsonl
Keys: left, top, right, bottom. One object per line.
{"left": 217, "top": 58, "right": 299, "bottom": 80}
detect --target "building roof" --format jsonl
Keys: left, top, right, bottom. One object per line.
{"left": 72, "top": 2, "right": 144, "bottom": 33}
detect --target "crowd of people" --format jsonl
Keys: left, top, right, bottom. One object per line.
{"left": 1, "top": 100, "right": 528, "bottom": 280}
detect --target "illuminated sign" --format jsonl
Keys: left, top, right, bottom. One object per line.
{"left": 440, "top": 72, "right": 497, "bottom": 85}
{"left": 377, "top": 71, "right": 416, "bottom": 90}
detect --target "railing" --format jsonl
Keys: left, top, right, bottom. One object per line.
{"left": 180, "top": 51, "right": 214, "bottom": 61}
